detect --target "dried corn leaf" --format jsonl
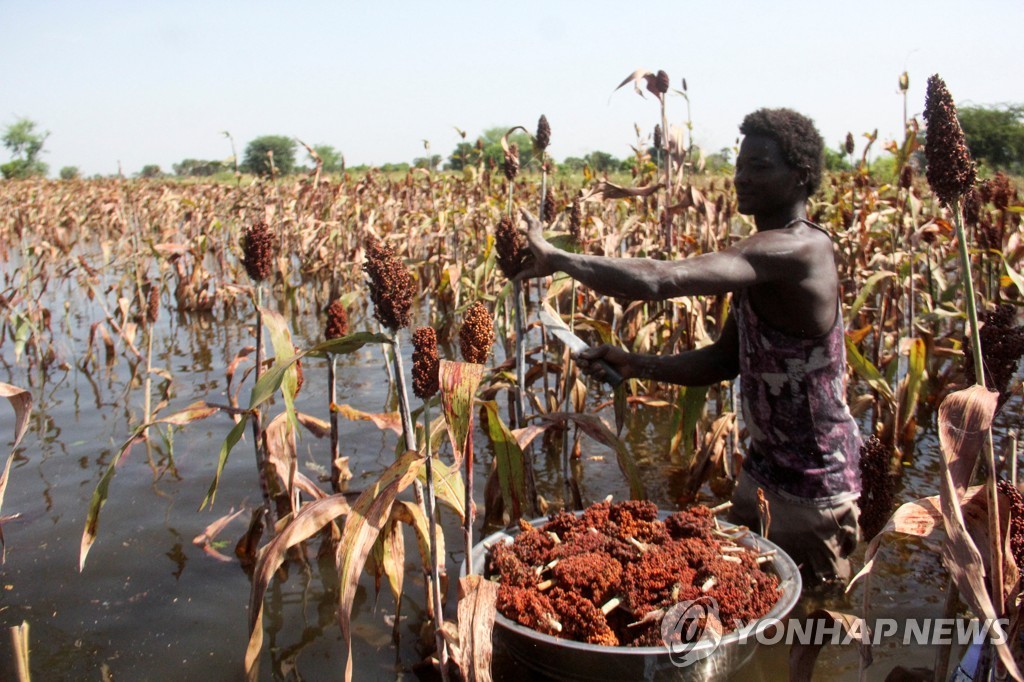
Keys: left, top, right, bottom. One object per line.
{"left": 337, "top": 450, "right": 424, "bottom": 682}
{"left": 334, "top": 404, "right": 402, "bottom": 435}
{"left": 439, "top": 360, "right": 485, "bottom": 469}
{"left": 940, "top": 385, "right": 998, "bottom": 498}
{"left": 244, "top": 494, "right": 352, "bottom": 680}
{"left": 192, "top": 508, "right": 246, "bottom": 562}
{"left": 455, "top": 574, "right": 498, "bottom": 682}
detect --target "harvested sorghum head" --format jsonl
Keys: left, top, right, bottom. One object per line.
{"left": 242, "top": 220, "right": 274, "bottom": 283}
{"left": 324, "top": 299, "right": 349, "bottom": 340}
{"left": 497, "top": 584, "right": 559, "bottom": 635}
{"left": 923, "top": 74, "right": 976, "bottom": 206}
{"left": 411, "top": 326, "right": 439, "bottom": 400}
{"left": 362, "top": 236, "right": 413, "bottom": 331}
{"left": 665, "top": 506, "right": 714, "bottom": 539}
{"left": 459, "top": 301, "right": 493, "bottom": 364}
{"left": 549, "top": 587, "right": 619, "bottom": 646}
{"left": 551, "top": 551, "right": 621, "bottom": 604}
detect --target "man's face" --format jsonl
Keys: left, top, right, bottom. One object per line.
{"left": 734, "top": 135, "right": 807, "bottom": 217}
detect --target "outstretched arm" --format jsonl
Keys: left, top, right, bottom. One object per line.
{"left": 577, "top": 313, "right": 740, "bottom": 386}
{"left": 515, "top": 209, "right": 815, "bottom": 300}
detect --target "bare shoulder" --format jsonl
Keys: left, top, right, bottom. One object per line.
{"left": 729, "top": 221, "right": 833, "bottom": 276}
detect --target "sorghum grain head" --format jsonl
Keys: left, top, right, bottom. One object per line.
{"left": 459, "top": 301, "right": 494, "bottom": 365}
{"left": 653, "top": 124, "right": 662, "bottom": 151}
{"left": 535, "top": 115, "right": 551, "bottom": 153}
{"left": 504, "top": 143, "right": 520, "bottom": 182}
{"left": 997, "top": 478, "right": 1024, "bottom": 571}
{"left": 655, "top": 70, "right": 670, "bottom": 96}
{"left": 412, "top": 326, "right": 440, "bottom": 400}
{"left": 242, "top": 220, "right": 274, "bottom": 283}
{"left": 963, "top": 304, "right": 1024, "bottom": 409}
{"left": 857, "top": 435, "right": 896, "bottom": 540}
{"left": 324, "top": 298, "right": 349, "bottom": 340}
{"left": 923, "top": 74, "right": 976, "bottom": 206}
{"left": 362, "top": 236, "right": 413, "bottom": 331}
{"left": 146, "top": 281, "right": 160, "bottom": 325}
{"left": 495, "top": 214, "right": 527, "bottom": 279}
{"left": 569, "top": 193, "right": 582, "bottom": 244}
{"left": 899, "top": 163, "right": 915, "bottom": 190}
{"left": 899, "top": 71, "right": 909, "bottom": 93}
{"left": 844, "top": 133, "right": 855, "bottom": 156}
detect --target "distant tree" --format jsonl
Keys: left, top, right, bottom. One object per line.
{"left": 139, "top": 164, "right": 163, "bottom": 179}
{"left": 450, "top": 127, "right": 535, "bottom": 172}
{"left": 583, "top": 151, "right": 620, "bottom": 173}
{"left": 59, "top": 166, "right": 80, "bottom": 180}
{"left": 379, "top": 162, "right": 410, "bottom": 173}
{"left": 413, "top": 154, "right": 442, "bottom": 171}
{"left": 242, "top": 135, "right": 297, "bottom": 177}
{"left": 2, "top": 117, "right": 49, "bottom": 179}
{"left": 958, "top": 104, "right": 1024, "bottom": 173}
{"left": 704, "top": 148, "right": 735, "bottom": 174}
{"left": 311, "top": 144, "right": 344, "bottom": 173}
{"left": 172, "top": 158, "right": 225, "bottom": 177}
{"left": 446, "top": 141, "right": 484, "bottom": 171}
{"left": 823, "top": 147, "right": 852, "bottom": 172}
{"left": 561, "top": 157, "right": 586, "bottom": 172}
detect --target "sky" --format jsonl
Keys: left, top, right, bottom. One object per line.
{"left": 3, "top": 0, "right": 1022, "bottom": 177}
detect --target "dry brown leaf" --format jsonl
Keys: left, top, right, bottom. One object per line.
{"left": 245, "top": 495, "right": 352, "bottom": 680}
{"left": 192, "top": 508, "right": 246, "bottom": 562}
{"left": 455, "top": 574, "right": 498, "bottom": 682}
{"left": 939, "top": 384, "right": 999, "bottom": 498}
{"left": 334, "top": 403, "right": 402, "bottom": 435}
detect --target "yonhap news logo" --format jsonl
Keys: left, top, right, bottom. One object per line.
{"left": 660, "top": 599, "right": 1009, "bottom": 669}
{"left": 661, "top": 597, "right": 724, "bottom": 668}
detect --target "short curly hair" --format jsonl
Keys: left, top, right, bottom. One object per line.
{"left": 739, "top": 108, "right": 824, "bottom": 196}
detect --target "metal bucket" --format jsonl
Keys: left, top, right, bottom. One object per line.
{"left": 469, "top": 513, "right": 802, "bottom": 682}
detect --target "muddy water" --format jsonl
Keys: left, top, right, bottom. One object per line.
{"left": 0, "top": 287, "right": 1018, "bottom": 680}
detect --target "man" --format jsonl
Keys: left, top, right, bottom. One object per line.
{"left": 516, "top": 108, "right": 862, "bottom": 587}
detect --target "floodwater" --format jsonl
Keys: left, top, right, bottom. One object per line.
{"left": 0, "top": 272, "right": 1018, "bottom": 681}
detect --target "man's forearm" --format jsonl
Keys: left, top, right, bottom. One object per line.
{"left": 550, "top": 250, "right": 678, "bottom": 301}
{"left": 629, "top": 346, "right": 738, "bottom": 386}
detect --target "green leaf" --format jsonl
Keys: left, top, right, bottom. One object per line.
{"left": 845, "top": 334, "right": 895, "bottom": 406}
{"left": 200, "top": 415, "right": 250, "bottom": 511}
{"left": 672, "top": 385, "right": 709, "bottom": 459}
{"left": 260, "top": 308, "right": 299, "bottom": 432}
{"left": 846, "top": 270, "right": 895, "bottom": 323}
{"left": 481, "top": 401, "right": 527, "bottom": 522}
{"left": 250, "top": 332, "right": 389, "bottom": 409}
{"left": 81, "top": 403, "right": 240, "bottom": 570}
{"left": 898, "top": 338, "right": 926, "bottom": 432}
{"left": 420, "top": 456, "right": 466, "bottom": 522}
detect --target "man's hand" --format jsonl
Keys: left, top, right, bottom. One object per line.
{"left": 575, "top": 344, "right": 635, "bottom": 383}
{"left": 514, "top": 208, "right": 560, "bottom": 282}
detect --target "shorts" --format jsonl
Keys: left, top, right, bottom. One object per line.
{"left": 727, "top": 470, "right": 860, "bottom": 587}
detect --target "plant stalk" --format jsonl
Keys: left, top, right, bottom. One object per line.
{"left": 328, "top": 354, "right": 341, "bottom": 492}
{"left": 251, "top": 284, "right": 273, "bottom": 521}
{"left": 422, "top": 402, "right": 449, "bottom": 679}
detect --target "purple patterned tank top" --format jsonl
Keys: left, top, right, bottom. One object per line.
{"left": 735, "top": 284, "right": 862, "bottom": 506}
